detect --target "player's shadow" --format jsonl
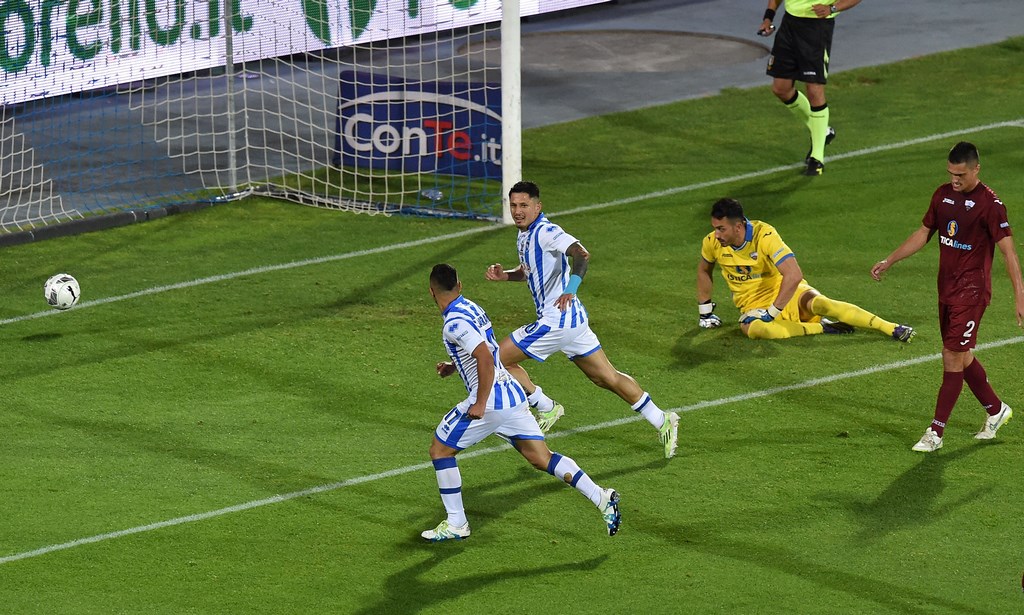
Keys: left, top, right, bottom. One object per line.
{"left": 353, "top": 549, "right": 609, "bottom": 614}
{"left": 347, "top": 459, "right": 658, "bottom": 613}
{"left": 842, "top": 443, "right": 991, "bottom": 544}
{"left": 669, "top": 325, "right": 781, "bottom": 370}
{"left": 637, "top": 512, "right": 992, "bottom": 615}
{"left": 723, "top": 175, "right": 809, "bottom": 216}
{"left": 21, "top": 404, "right": 343, "bottom": 496}
{"left": 20, "top": 332, "right": 63, "bottom": 342}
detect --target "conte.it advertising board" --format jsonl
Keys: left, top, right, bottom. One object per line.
{"left": 1, "top": 0, "right": 609, "bottom": 107}
{"left": 334, "top": 70, "right": 501, "bottom": 179}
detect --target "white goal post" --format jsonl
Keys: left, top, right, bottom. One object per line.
{"left": 0, "top": 0, "right": 609, "bottom": 241}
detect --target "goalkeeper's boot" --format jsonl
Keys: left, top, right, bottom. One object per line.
{"left": 803, "top": 157, "right": 825, "bottom": 176}
{"left": 975, "top": 402, "right": 1013, "bottom": 440}
{"left": 421, "top": 520, "right": 470, "bottom": 542}
{"left": 805, "top": 126, "right": 836, "bottom": 164}
{"left": 892, "top": 324, "right": 916, "bottom": 343}
{"left": 821, "top": 318, "right": 855, "bottom": 334}
{"left": 598, "top": 488, "right": 621, "bottom": 536}
{"left": 660, "top": 412, "right": 680, "bottom": 459}
{"left": 536, "top": 403, "right": 565, "bottom": 433}
{"left": 912, "top": 428, "right": 943, "bottom": 452}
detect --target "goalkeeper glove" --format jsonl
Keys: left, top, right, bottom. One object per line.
{"left": 698, "top": 300, "right": 722, "bottom": 329}
{"left": 739, "top": 305, "right": 782, "bottom": 324}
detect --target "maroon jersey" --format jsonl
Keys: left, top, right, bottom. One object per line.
{"left": 923, "top": 181, "right": 1012, "bottom": 305}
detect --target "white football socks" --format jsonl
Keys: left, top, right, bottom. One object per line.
{"left": 548, "top": 452, "right": 601, "bottom": 505}
{"left": 527, "top": 386, "right": 556, "bottom": 412}
{"left": 432, "top": 457, "right": 467, "bottom": 527}
{"left": 632, "top": 392, "right": 666, "bottom": 430}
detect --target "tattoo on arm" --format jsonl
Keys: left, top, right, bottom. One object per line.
{"left": 566, "top": 242, "right": 590, "bottom": 279}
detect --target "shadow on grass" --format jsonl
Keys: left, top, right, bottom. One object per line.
{"left": 353, "top": 550, "right": 609, "bottom": 615}
{"left": 845, "top": 443, "right": 992, "bottom": 544}
{"left": 21, "top": 405, "right": 343, "bottom": 495}
{"left": 670, "top": 325, "right": 776, "bottom": 370}
{"left": 351, "top": 458, "right": 661, "bottom": 613}
{"left": 639, "top": 510, "right": 993, "bottom": 615}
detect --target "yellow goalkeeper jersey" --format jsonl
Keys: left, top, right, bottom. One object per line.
{"left": 700, "top": 220, "right": 801, "bottom": 313}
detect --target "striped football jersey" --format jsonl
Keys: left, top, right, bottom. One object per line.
{"left": 517, "top": 214, "right": 588, "bottom": 329}
{"left": 442, "top": 295, "right": 527, "bottom": 410}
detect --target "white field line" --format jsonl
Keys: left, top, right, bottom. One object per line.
{"left": 2, "top": 121, "right": 1023, "bottom": 565}
{"left": 2, "top": 119, "right": 1022, "bottom": 329}
{"left": 2, "top": 335, "right": 1022, "bottom": 566}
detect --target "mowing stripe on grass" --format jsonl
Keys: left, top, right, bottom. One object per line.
{"left": 2, "top": 119, "right": 1021, "bottom": 329}
{"left": 2, "top": 334, "right": 1021, "bottom": 566}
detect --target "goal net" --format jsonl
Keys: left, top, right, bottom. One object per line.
{"left": 0, "top": 0, "right": 608, "bottom": 237}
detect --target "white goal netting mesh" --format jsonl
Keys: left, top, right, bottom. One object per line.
{"left": 0, "top": 0, "right": 606, "bottom": 236}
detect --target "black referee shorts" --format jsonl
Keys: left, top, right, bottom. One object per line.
{"left": 766, "top": 15, "right": 835, "bottom": 84}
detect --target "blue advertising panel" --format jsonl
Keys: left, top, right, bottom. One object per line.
{"left": 334, "top": 70, "right": 501, "bottom": 179}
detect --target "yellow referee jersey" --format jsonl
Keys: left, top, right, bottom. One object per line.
{"left": 782, "top": 0, "right": 837, "bottom": 19}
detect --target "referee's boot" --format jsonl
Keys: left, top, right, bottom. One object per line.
{"left": 803, "top": 157, "right": 825, "bottom": 176}
{"left": 804, "top": 126, "right": 836, "bottom": 164}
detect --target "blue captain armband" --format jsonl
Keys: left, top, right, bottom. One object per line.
{"left": 564, "top": 275, "right": 583, "bottom": 295}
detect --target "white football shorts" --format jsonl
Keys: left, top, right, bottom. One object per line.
{"left": 510, "top": 320, "right": 602, "bottom": 361}
{"left": 434, "top": 399, "right": 545, "bottom": 451}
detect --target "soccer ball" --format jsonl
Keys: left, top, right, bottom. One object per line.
{"left": 44, "top": 273, "right": 81, "bottom": 310}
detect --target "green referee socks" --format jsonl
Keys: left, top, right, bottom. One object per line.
{"left": 808, "top": 103, "right": 831, "bottom": 162}
{"left": 785, "top": 91, "right": 813, "bottom": 125}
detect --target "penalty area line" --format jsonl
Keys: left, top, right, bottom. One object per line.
{"left": 1, "top": 119, "right": 1021, "bottom": 328}
{"left": 2, "top": 334, "right": 1021, "bottom": 566}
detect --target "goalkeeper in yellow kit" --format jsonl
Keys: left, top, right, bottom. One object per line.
{"left": 696, "top": 198, "right": 916, "bottom": 341}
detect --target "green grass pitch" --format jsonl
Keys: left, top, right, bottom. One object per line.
{"left": 1, "top": 38, "right": 1023, "bottom": 614}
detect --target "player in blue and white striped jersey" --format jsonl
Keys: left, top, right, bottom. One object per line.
{"left": 485, "top": 181, "right": 679, "bottom": 459}
{"left": 422, "top": 263, "right": 621, "bottom": 542}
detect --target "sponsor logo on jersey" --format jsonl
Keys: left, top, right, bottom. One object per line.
{"left": 750, "top": 252, "right": 759, "bottom": 260}
{"left": 943, "top": 218, "right": 973, "bottom": 250}
{"left": 942, "top": 198, "right": 956, "bottom": 205}
{"left": 939, "top": 235, "right": 973, "bottom": 251}
{"left": 726, "top": 272, "right": 761, "bottom": 282}
{"left": 727, "top": 266, "right": 760, "bottom": 282}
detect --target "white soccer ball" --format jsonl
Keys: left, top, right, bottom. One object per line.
{"left": 44, "top": 273, "right": 81, "bottom": 310}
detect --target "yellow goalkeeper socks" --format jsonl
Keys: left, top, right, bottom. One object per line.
{"left": 746, "top": 320, "right": 823, "bottom": 339}
{"left": 811, "top": 295, "right": 896, "bottom": 335}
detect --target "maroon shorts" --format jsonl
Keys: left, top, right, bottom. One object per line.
{"left": 938, "top": 303, "right": 987, "bottom": 351}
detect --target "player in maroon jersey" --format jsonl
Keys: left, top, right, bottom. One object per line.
{"left": 871, "top": 142, "right": 1024, "bottom": 452}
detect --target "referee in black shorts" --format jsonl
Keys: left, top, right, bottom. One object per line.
{"left": 758, "top": 0, "right": 861, "bottom": 176}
